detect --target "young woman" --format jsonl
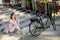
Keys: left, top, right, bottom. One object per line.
{"left": 4, "top": 13, "right": 22, "bottom": 34}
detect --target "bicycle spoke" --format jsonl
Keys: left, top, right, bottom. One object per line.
{"left": 29, "top": 21, "right": 43, "bottom": 36}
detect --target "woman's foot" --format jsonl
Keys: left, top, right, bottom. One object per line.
{"left": 20, "top": 31, "right": 26, "bottom": 36}
{"left": 15, "top": 29, "right": 26, "bottom": 35}
{"left": 3, "top": 32, "right": 9, "bottom": 34}
{"left": 3, "top": 30, "right": 9, "bottom": 34}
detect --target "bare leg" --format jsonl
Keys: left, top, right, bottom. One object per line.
{"left": 3, "top": 28, "right": 9, "bottom": 34}
{"left": 15, "top": 26, "right": 26, "bottom": 35}
{"left": 15, "top": 26, "right": 22, "bottom": 33}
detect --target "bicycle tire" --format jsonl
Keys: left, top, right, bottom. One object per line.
{"left": 29, "top": 21, "right": 43, "bottom": 37}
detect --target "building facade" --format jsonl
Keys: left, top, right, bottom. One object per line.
{"left": 0, "top": 0, "right": 60, "bottom": 12}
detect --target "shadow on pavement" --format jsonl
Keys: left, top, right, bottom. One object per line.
{"left": 20, "top": 33, "right": 51, "bottom": 40}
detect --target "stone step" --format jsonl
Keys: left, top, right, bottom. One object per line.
{"left": 19, "top": 20, "right": 31, "bottom": 28}
{"left": 0, "top": 8, "right": 13, "bottom": 14}
{"left": 0, "top": 24, "right": 8, "bottom": 31}
{"left": 0, "top": 6, "right": 4, "bottom": 9}
{"left": 0, "top": 8, "right": 11, "bottom": 11}
{"left": 0, "top": 21, "right": 8, "bottom": 26}
{"left": 0, "top": 11, "right": 13, "bottom": 14}
{"left": 0, "top": 32, "right": 24, "bottom": 40}
{"left": 22, "top": 26, "right": 29, "bottom": 33}
{"left": 55, "top": 21, "right": 60, "bottom": 25}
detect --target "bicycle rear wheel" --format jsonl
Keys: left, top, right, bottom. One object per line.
{"left": 29, "top": 21, "right": 43, "bottom": 36}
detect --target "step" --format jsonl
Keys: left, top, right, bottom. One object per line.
{"left": 19, "top": 20, "right": 31, "bottom": 28}
{"left": 0, "top": 8, "right": 10, "bottom": 11}
{"left": 0, "top": 8, "right": 13, "bottom": 14}
{"left": 0, "top": 6, "right": 4, "bottom": 9}
{"left": 22, "top": 26, "right": 29, "bottom": 33}
{"left": 0, "top": 32, "right": 24, "bottom": 40}
{"left": 55, "top": 21, "right": 60, "bottom": 25}
{"left": 0, "top": 24, "right": 8, "bottom": 31}
{"left": 0, "top": 11, "right": 13, "bottom": 14}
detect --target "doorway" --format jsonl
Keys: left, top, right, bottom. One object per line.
{"left": 25, "top": 0, "right": 33, "bottom": 10}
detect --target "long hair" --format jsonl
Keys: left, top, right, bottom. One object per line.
{"left": 10, "top": 13, "right": 16, "bottom": 20}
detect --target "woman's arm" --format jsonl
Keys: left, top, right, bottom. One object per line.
{"left": 16, "top": 18, "right": 20, "bottom": 26}
{"left": 10, "top": 20, "right": 15, "bottom": 25}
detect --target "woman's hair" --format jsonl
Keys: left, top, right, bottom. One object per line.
{"left": 10, "top": 13, "right": 16, "bottom": 19}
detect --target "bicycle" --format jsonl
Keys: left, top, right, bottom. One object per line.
{"left": 29, "top": 11, "right": 56, "bottom": 37}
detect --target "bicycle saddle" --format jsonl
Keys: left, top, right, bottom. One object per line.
{"left": 30, "top": 17, "right": 38, "bottom": 22}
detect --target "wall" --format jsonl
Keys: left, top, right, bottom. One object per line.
{"left": 0, "top": 0, "right": 3, "bottom": 4}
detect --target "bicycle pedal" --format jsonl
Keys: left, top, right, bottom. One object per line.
{"left": 36, "top": 27, "right": 45, "bottom": 29}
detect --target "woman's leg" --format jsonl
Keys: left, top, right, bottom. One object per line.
{"left": 15, "top": 26, "right": 26, "bottom": 35}
{"left": 3, "top": 28, "right": 9, "bottom": 34}
{"left": 15, "top": 26, "right": 25, "bottom": 34}
{"left": 9, "top": 27, "right": 16, "bottom": 33}
{"left": 15, "top": 26, "right": 22, "bottom": 32}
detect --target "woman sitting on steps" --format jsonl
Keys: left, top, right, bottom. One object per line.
{"left": 3, "top": 13, "right": 25, "bottom": 35}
